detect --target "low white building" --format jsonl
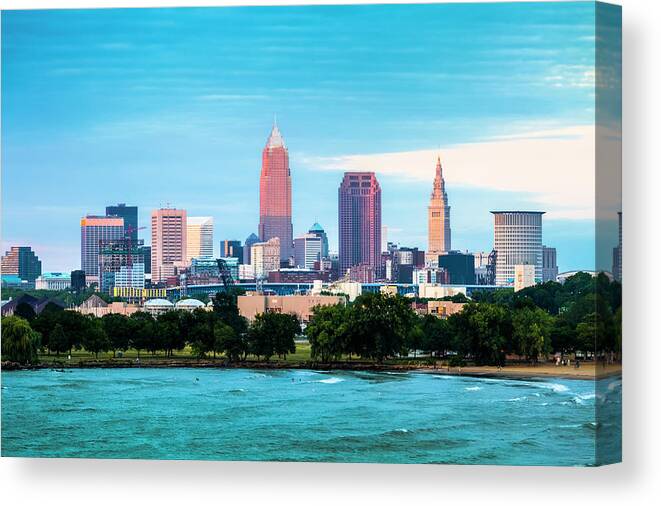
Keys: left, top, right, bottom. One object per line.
{"left": 35, "top": 272, "right": 71, "bottom": 291}
{"left": 174, "top": 298, "right": 206, "bottom": 312}
{"left": 143, "top": 298, "right": 174, "bottom": 316}
{"left": 418, "top": 283, "right": 467, "bottom": 299}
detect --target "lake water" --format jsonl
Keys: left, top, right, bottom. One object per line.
{"left": 1, "top": 368, "right": 621, "bottom": 465}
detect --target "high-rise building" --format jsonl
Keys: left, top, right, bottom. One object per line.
{"left": 139, "top": 245, "right": 151, "bottom": 275}
{"left": 243, "top": 233, "right": 260, "bottom": 265}
{"left": 251, "top": 237, "right": 280, "bottom": 280}
{"left": 308, "top": 223, "right": 329, "bottom": 259}
{"left": 294, "top": 233, "right": 322, "bottom": 269}
{"left": 259, "top": 121, "right": 293, "bottom": 261}
{"left": 438, "top": 251, "right": 476, "bottom": 285}
{"left": 80, "top": 216, "right": 125, "bottom": 277}
{"left": 70, "top": 269, "right": 86, "bottom": 292}
{"left": 427, "top": 157, "right": 451, "bottom": 260}
{"left": 106, "top": 203, "right": 138, "bottom": 241}
{"left": 221, "top": 240, "right": 243, "bottom": 263}
{"left": 492, "top": 211, "right": 544, "bottom": 287}
{"left": 338, "top": 172, "right": 381, "bottom": 278}
{"left": 186, "top": 216, "right": 213, "bottom": 263}
{"left": 99, "top": 239, "right": 145, "bottom": 294}
{"left": 1, "top": 246, "right": 42, "bottom": 283}
{"left": 542, "top": 246, "right": 558, "bottom": 282}
{"left": 151, "top": 208, "right": 187, "bottom": 284}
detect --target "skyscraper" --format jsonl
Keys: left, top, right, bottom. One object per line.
{"left": 308, "top": 222, "right": 329, "bottom": 259}
{"left": 427, "top": 156, "right": 451, "bottom": 260}
{"left": 99, "top": 239, "right": 145, "bottom": 294}
{"left": 491, "top": 211, "right": 544, "bottom": 287}
{"left": 251, "top": 237, "right": 281, "bottom": 279}
{"left": 106, "top": 203, "right": 138, "bottom": 241}
{"left": 80, "top": 216, "right": 125, "bottom": 278}
{"left": 243, "top": 233, "right": 260, "bottom": 265}
{"left": 294, "top": 233, "right": 322, "bottom": 269}
{"left": 1, "top": 246, "right": 42, "bottom": 282}
{"left": 338, "top": 172, "right": 382, "bottom": 280}
{"left": 542, "top": 245, "right": 558, "bottom": 282}
{"left": 259, "top": 120, "right": 293, "bottom": 261}
{"left": 151, "top": 208, "right": 187, "bottom": 284}
{"left": 186, "top": 216, "right": 214, "bottom": 263}
{"left": 221, "top": 240, "right": 243, "bottom": 263}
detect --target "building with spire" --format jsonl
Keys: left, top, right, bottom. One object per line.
{"left": 427, "top": 156, "right": 451, "bottom": 263}
{"left": 259, "top": 119, "right": 293, "bottom": 262}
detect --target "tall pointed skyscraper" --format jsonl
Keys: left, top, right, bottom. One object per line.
{"left": 258, "top": 119, "right": 293, "bottom": 261}
{"left": 427, "top": 156, "right": 451, "bottom": 260}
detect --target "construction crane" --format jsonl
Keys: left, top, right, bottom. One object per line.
{"left": 216, "top": 258, "right": 235, "bottom": 294}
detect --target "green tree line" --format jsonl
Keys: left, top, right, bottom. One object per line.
{"left": 1, "top": 292, "right": 300, "bottom": 365}
{"left": 307, "top": 272, "right": 621, "bottom": 366}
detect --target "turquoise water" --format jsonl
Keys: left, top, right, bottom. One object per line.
{"left": 1, "top": 368, "right": 621, "bottom": 465}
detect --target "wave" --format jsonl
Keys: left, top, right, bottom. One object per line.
{"left": 506, "top": 396, "right": 526, "bottom": 402}
{"left": 318, "top": 377, "right": 344, "bottom": 384}
{"left": 464, "top": 386, "right": 482, "bottom": 391}
{"left": 538, "top": 382, "right": 569, "bottom": 393}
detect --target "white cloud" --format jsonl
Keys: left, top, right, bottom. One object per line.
{"left": 299, "top": 125, "right": 606, "bottom": 221}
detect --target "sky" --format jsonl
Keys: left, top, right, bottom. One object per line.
{"left": 1, "top": 2, "right": 620, "bottom": 273}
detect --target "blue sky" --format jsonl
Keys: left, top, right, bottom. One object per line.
{"left": 2, "top": 2, "right": 616, "bottom": 273}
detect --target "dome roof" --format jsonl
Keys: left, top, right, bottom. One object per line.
{"left": 175, "top": 298, "right": 205, "bottom": 308}
{"left": 309, "top": 222, "right": 324, "bottom": 232}
{"left": 144, "top": 298, "right": 174, "bottom": 307}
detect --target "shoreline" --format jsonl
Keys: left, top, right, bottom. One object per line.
{"left": 1, "top": 360, "right": 622, "bottom": 381}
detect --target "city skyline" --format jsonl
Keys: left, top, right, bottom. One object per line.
{"left": 1, "top": 3, "right": 610, "bottom": 273}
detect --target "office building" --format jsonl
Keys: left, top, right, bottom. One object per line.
{"left": 105, "top": 203, "right": 138, "bottom": 241}
{"left": 542, "top": 246, "right": 559, "bottom": 282}
{"left": 186, "top": 216, "right": 213, "bottom": 263}
{"left": 338, "top": 172, "right": 381, "bottom": 278}
{"left": 491, "top": 211, "right": 544, "bottom": 287}
{"left": 1, "top": 246, "right": 42, "bottom": 282}
{"left": 294, "top": 233, "right": 322, "bottom": 269}
{"left": 438, "top": 251, "right": 475, "bottom": 285}
{"left": 251, "top": 237, "right": 281, "bottom": 279}
{"left": 427, "top": 156, "right": 451, "bottom": 259}
{"left": 221, "top": 240, "right": 243, "bottom": 263}
{"left": 308, "top": 223, "right": 329, "bottom": 259}
{"left": 259, "top": 120, "right": 293, "bottom": 261}
{"left": 151, "top": 208, "right": 187, "bottom": 284}
{"left": 70, "top": 270, "right": 86, "bottom": 292}
{"left": 80, "top": 216, "right": 125, "bottom": 277}
{"left": 243, "top": 233, "right": 260, "bottom": 265}
{"left": 98, "top": 238, "right": 145, "bottom": 294}
{"left": 139, "top": 245, "right": 151, "bottom": 275}
{"left": 514, "top": 264, "right": 536, "bottom": 292}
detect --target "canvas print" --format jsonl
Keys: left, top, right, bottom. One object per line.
{"left": 1, "top": 2, "right": 621, "bottom": 466}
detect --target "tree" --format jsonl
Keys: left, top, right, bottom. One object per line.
{"left": 307, "top": 304, "right": 349, "bottom": 364}
{"left": 420, "top": 314, "right": 451, "bottom": 358}
{"left": 81, "top": 316, "right": 111, "bottom": 359}
{"left": 247, "top": 312, "right": 299, "bottom": 361}
{"left": 449, "top": 303, "right": 513, "bottom": 366}
{"left": 405, "top": 324, "right": 425, "bottom": 358}
{"left": 14, "top": 302, "right": 36, "bottom": 321}
{"left": 1, "top": 316, "right": 41, "bottom": 364}
{"left": 345, "top": 293, "right": 416, "bottom": 363}
{"left": 101, "top": 313, "right": 131, "bottom": 357}
{"left": 49, "top": 323, "right": 69, "bottom": 356}
{"left": 157, "top": 311, "right": 188, "bottom": 357}
{"left": 214, "top": 321, "right": 245, "bottom": 362}
{"left": 129, "top": 312, "right": 155, "bottom": 358}
{"left": 512, "top": 307, "right": 553, "bottom": 363}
